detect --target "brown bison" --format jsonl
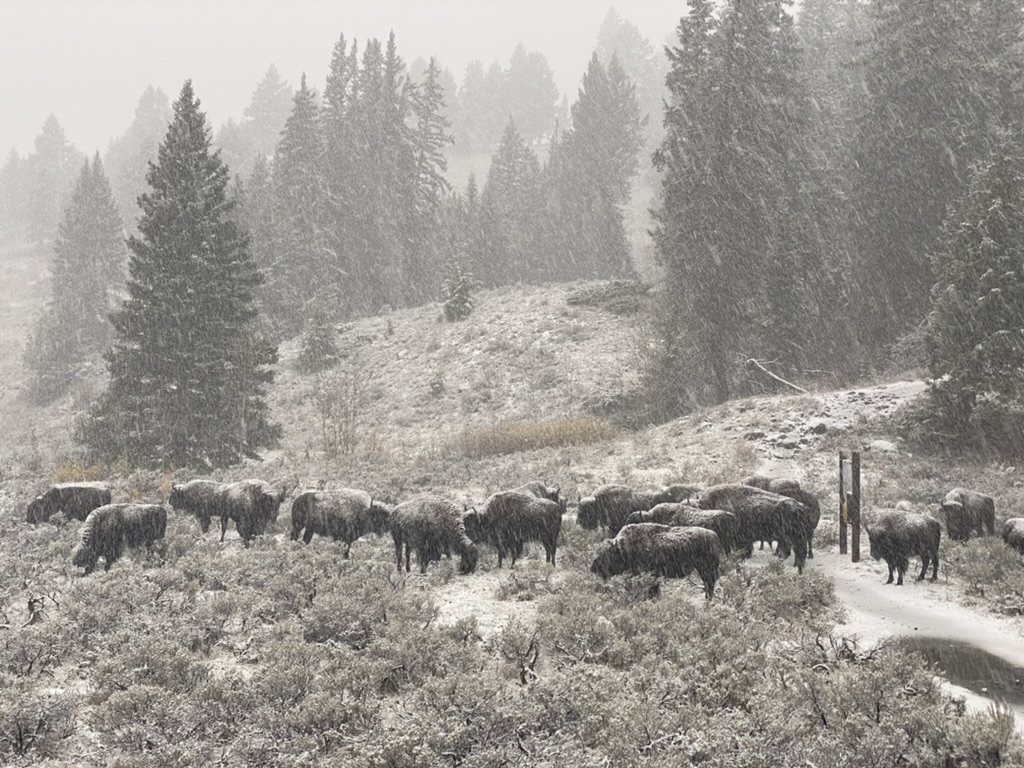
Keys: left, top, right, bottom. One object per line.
{"left": 169, "top": 479, "right": 223, "bottom": 533}
{"left": 576, "top": 484, "right": 680, "bottom": 537}
{"left": 1002, "top": 518, "right": 1024, "bottom": 555}
{"left": 697, "top": 484, "right": 810, "bottom": 573}
{"left": 866, "top": 510, "right": 941, "bottom": 585}
{"left": 71, "top": 503, "right": 167, "bottom": 574}
{"left": 625, "top": 503, "right": 740, "bottom": 553}
{"left": 463, "top": 490, "right": 562, "bottom": 567}
{"left": 939, "top": 488, "right": 996, "bottom": 542}
{"left": 27, "top": 483, "right": 111, "bottom": 523}
{"left": 590, "top": 523, "right": 723, "bottom": 599}
{"left": 218, "top": 480, "right": 289, "bottom": 545}
{"left": 289, "top": 489, "right": 392, "bottom": 556}
{"left": 391, "top": 496, "right": 478, "bottom": 574}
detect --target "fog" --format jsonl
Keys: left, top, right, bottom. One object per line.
{"left": 1, "top": 0, "right": 683, "bottom": 156}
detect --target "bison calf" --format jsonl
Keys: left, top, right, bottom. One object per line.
{"left": 867, "top": 510, "right": 941, "bottom": 585}
{"left": 71, "top": 503, "right": 167, "bottom": 574}
{"left": 590, "top": 523, "right": 723, "bottom": 599}
{"left": 1002, "top": 518, "right": 1024, "bottom": 555}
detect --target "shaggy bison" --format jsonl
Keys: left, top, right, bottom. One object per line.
{"left": 866, "top": 510, "right": 941, "bottom": 585}
{"left": 590, "top": 523, "right": 723, "bottom": 599}
{"left": 27, "top": 483, "right": 111, "bottom": 523}
{"left": 1002, "top": 518, "right": 1024, "bottom": 555}
{"left": 289, "top": 489, "right": 392, "bottom": 556}
{"left": 740, "top": 475, "right": 801, "bottom": 494}
{"left": 939, "top": 488, "right": 996, "bottom": 542}
{"left": 464, "top": 490, "right": 562, "bottom": 567}
{"left": 218, "top": 480, "right": 289, "bottom": 545}
{"left": 391, "top": 496, "right": 478, "bottom": 574}
{"left": 511, "top": 481, "right": 565, "bottom": 509}
{"left": 169, "top": 479, "right": 223, "bottom": 533}
{"left": 697, "top": 484, "right": 810, "bottom": 573}
{"left": 625, "top": 503, "right": 740, "bottom": 553}
{"left": 576, "top": 484, "right": 680, "bottom": 537}
{"left": 170, "top": 479, "right": 289, "bottom": 544}
{"left": 71, "top": 503, "right": 167, "bottom": 574}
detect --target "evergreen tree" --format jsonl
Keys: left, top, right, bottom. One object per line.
{"left": 25, "top": 155, "right": 127, "bottom": 403}
{"left": 270, "top": 74, "right": 335, "bottom": 333}
{"left": 925, "top": 133, "right": 1024, "bottom": 443}
{"left": 479, "top": 120, "right": 545, "bottom": 286}
{"left": 652, "top": 0, "right": 819, "bottom": 407}
{"left": 78, "top": 81, "right": 279, "bottom": 470}
{"left": 27, "top": 116, "right": 84, "bottom": 241}
{"left": 853, "top": 0, "right": 1023, "bottom": 350}
{"left": 549, "top": 53, "right": 643, "bottom": 281}
{"left": 596, "top": 8, "right": 669, "bottom": 164}
{"left": 0, "top": 148, "right": 29, "bottom": 239}
{"left": 215, "top": 64, "right": 293, "bottom": 179}
{"left": 104, "top": 86, "right": 172, "bottom": 232}
{"left": 505, "top": 45, "right": 561, "bottom": 144}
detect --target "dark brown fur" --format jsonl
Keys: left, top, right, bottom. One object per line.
{"left": 290, "top": 489, "right": 392, "bottom": 556}
{"left": 390, "top": 496, "right": 478, "bottom": 574}
{"left": 867, "top": 510, "right": 941, "bottom": 585}
{"left": 71, "top": 503, "right": 167, "bottom": 574}
{"left": 590, "top": 523, "right": 723, "bottom": 599}
{"left": 464, "top": 490, "right": 562, "bottom": 567}
{"left": 27, "top": 483, "right": 111, "bottom": 523}
{"left": 625, "top": 503, "right": 740, "bottom": 553}
{"left": 939, "top": 488, "right": 995, "bottom": 542}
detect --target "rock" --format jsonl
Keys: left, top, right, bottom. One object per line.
{"left": 808, "top": 420, "right": 829, "bottom": 435}
{"left": 743, "top": 430, "right": 766, "bottom": 441}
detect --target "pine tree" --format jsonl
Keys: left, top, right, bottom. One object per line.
{"left": 27, "top": 116, "right": 84, "bottom": 242}
{"left": 78, "top": 81, "right": 279, "bottom": 470}
{"left": 25, "top": 155, "right": 126, "bottom": 403}
{"left": 925, "top": 132, "right": 1024, "bottom": 444}
{"left": 550, "top": 53, "right": 644, "bottom": 281}
{"left": 104, "top": 86, "right": 172, "bottom": 232}
{"left": 270, "top": 74, "right": 335, "bottom": 333}
{"left": 216, "top": 65, "right": 293, "bottom": 179}
{"left": 0, "top": 148, "right": 29, "bottom": 239}
{"left": 652, "top": 0, "right": 818, "bottom": 407}
{"left": 853, "top": 0, "right": 1023, "bottom": 349}
{"left": 479, "top": 120, "right": 545, "bottom": 286}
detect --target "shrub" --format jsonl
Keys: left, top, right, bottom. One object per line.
{"left": 0, "top": 678, "right": 75, "bottom": 758}
{"left": 442, "top": 256, "right": 474, "bottom": 321}
{"left": 297, "top": 311, "right": 340, "bottom": 374}
{"left": 449, "top": 417, "right": 618, "bottom": 459}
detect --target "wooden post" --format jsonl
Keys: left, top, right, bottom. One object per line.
{"left": 850, "top": 450, "right": 861, "bottom": 563}
{"left": 838, "top": 451, "right": 848, "bottom": 555}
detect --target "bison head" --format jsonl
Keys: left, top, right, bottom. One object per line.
{"left": 461, "top": 508, "right": 487, "bottom": 544}
{"left": 71, "top": 542, "right": 98, "bottom": 572}
{"left": 368, "top": 499, "right": 393, "bottom": 535}
{"left": 590, "top": 541, "right": 622, "bottom": 580}
{"left": 458, "top": 541, "right": 479, "bottom": 574}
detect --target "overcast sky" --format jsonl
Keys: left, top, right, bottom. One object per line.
{"left": 1, "top": 0, "right": 684, "bottom": 157}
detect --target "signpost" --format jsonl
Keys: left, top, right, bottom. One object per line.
{"left": 839, "top": 451, "right": 861, "bottom": 562}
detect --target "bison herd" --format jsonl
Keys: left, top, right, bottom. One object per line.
{"left": 20, "top": 474, "right": 1018, "bottom": 598}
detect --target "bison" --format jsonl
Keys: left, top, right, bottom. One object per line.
{"left": 289, "top": 489, "right": 392, "bottom": 556}
{"left": 939, "top": 488, "right": 996, "bottom": 542}
{"left": 511, "top": 481, "right": 565, "bottom": 508}
{"left": 391, "top": 496, "right": 478, "bottom": 574}
{"left": 1002, "top": 518, "right": 1024, "bottom": 555}
{"left": 169, "top": 479, "right": 223, "bottom": 534}
{"left": 27, "top": 482, "right": 111, "bottom": 523}
{"left": 697, "top": 484, "right": 810, "bottom": 573}
{"left": 71, "top": 503, "right": 167, "bottom": 574}
{"left": 740, "top": 474, "right": 801, "bottom": 494}
{"left": 576, "top": 484, "right": 679, "bottom": 537}
{"left": 625, "top": 503, "right": 740, "bottom": 554}
{"left": 218, "top": 479, "right": 289, "bottom": 545}
{"left": 590, "top": 523, "right": 723, "bottom": 599}
{"left": 463, "top": 490, "right": 562, "bottom": 567}
{"left": 866, "top": 510, "right": 941, "bottom": 585}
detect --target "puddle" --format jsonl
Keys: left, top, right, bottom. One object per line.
{"left": 899, "top": 637, "right": 1024, "bottom": 711}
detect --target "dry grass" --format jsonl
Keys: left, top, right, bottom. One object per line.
{"left": 448, "top": 416, "right": 619, "bottom": 459}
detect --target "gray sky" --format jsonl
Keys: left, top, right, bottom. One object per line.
{"left": 1, "top": 0, "right": 683, "bottom": 157}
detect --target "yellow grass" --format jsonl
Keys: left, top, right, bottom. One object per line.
{"left": 449, "top": 417, "right": 618, "bottom": 459}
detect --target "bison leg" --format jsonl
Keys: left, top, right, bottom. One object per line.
{"left": 929, "top": 550, "right": 939, "bottom": 581}
{"left": 393, "top": 539, "right": 403, "bottom": 572}
{"left": 342, "top": 541, "right": 352, "bottom": 559}
{"left": 220, "top": 515, "right": 230, "bottom": 543}
{"left": 303, "top": 528, "right": 315, "bottom": 545}
{"left": 885, "top": 561, "right": 895, "bottom": 584}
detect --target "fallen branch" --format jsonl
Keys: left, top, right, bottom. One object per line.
{"left": 746, "top": 358, "right": 808, "bottom": 394}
